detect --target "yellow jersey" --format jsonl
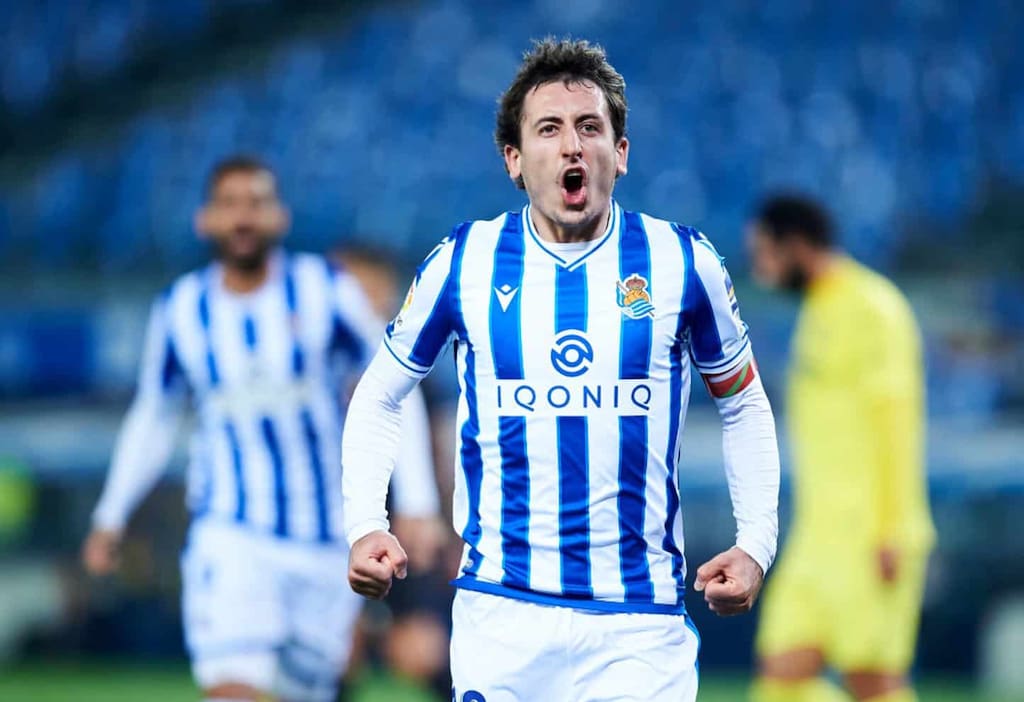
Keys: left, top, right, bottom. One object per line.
{"left": 786, "top": 256, "right": 935, "bottom": 554}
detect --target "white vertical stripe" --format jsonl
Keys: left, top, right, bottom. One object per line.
{"left": 519, "top": 243, "right": 561, "bottom": 593}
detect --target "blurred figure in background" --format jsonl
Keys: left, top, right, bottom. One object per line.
{"left": 747, "top": 195, "right": 936, "bottom": 702}
{"left": 81, "top": 156, "right": 439, "bottom": 702}
{"left": 334, "top": 244, "right": 451, "bottom": 700}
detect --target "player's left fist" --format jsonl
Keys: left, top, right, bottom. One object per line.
{"left": 694, "top": 546, "right": 764, "bottom": 617}
{"left": 348, "top": 529, "right": 408, "bottom": 600}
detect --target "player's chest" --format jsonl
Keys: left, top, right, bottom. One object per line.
{"left": 789, "top": 305, "right": 859, "bottom": 385}
{"left": 171, "top": 292, "right": 334, "bottom": 392}
{"left": 457, "top": 257, "right": 685, "bottom": 379}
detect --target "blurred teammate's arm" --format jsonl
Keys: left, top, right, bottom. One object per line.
{"left": 684, "top": 233, "right": 780, "bottom": 615}
{"left": 866, "top": 301, "right": 926, "bottom": 579}
{"left": 329, "top": 263, "right": 442, "bottom": 542}
{"left": 342, "top": 234, "right": 457, "bottom": 598}
{"left": 85, "top": 298, "right": 187, "bottom": 574}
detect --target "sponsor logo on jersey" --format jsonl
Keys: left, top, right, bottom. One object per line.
{"left": 492, "top": 330, "right": 654, "bottom": 416}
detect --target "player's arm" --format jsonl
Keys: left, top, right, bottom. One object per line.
{"left": 83, "top": 296, "right": 187, "bottom": 576}
{"left": 683, "top": 232, "right": 780, "bottom": 615}
{"left": 341, "top": 235, "right": 458, "bottom": 599}
{"left": 329, "top": 264, "right": 444, "bottom": 571}
{"left": 864, "top": 297, "right": 927, "bottom": 580}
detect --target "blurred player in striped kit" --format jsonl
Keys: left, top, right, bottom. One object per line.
{"left": 81, "top": 156, "right": 439, "bottom": 702}
{"left": 747, "top": 195, "right": 935, "bottom": 702}
{"left": 342, "top": 38, "right": 781, "bottom": 701}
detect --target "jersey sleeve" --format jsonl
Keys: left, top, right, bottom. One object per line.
{"left": 683, "top": 231, "right": 753, "bottom": 376}
{"left": 327, "top": 264, "right": 383, "bottom": 368}
{"left": 381, "top": 234, "right": 460, "bottom": 378}
{"left": 92, "top": 296, "right": 188, "bottom": 530}
{"left": 861, "top": 292, "right": 933, "bottom": 548}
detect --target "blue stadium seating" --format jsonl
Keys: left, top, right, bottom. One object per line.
{"left": 0, "top": 0, "right": 1020, "bottom": 417}
{"left": 0, "top": 0, "right": 1019, "bottom": 273}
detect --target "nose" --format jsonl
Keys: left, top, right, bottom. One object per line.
{"left": 561, "top": 128, "right": 582, "bottom": 158}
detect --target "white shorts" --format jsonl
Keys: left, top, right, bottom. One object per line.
{"left": 450, "top": 590, "right": 700, "bottom": 702}
{"left": 181, "top": 518, "right": 362, "bottom": 701}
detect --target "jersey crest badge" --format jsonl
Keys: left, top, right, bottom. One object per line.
{"left": 616, "top": 274, "right": 655, "bottom": 319}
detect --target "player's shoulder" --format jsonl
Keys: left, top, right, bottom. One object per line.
{"left": 846, "top": 258, "right": 917, "bottom": 329}
{"left": 414, "top": 210, "right": 514, "bottom": 268}
{"left": 159, "top": 267, "right": 206, "bottom": 310}
{"left": 461, "top": 209, "right": 517, "bottom": 243}
{"left": 631, "top": 208, "right": 724, "bottom": 270}
{"left": 288, "top": 250, "right": 337, "bottom": 282}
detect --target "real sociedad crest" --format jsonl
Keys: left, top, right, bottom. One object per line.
{"left": 616, "top": 273, "right": 655, "bottom": 319}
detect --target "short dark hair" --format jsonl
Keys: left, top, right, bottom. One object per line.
{"left": 204, "top": 155, "right": 273, "bottom": 198}
{"left": 495, "top": 37, "right": 627, "bottom": 157}
{"left": 754, "top": 194, "right": 835, "bottom": 248}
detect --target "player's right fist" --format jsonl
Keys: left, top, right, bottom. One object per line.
{"left": 82, "top": 529, "right": 122, "bottom": 576}
{"left": 348, "top": 530, "right": 408, "bottom": 600}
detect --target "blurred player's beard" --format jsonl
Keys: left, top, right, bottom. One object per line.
{"left": 782, "top": 264, "right": 809, "bottom": 293}
{"left": 214, "top": 229, "right": 278, "bottom": 272}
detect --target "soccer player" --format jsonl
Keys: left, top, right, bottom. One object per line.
{"left": 747, "top": 195, "right": 935, "bottom": 702}
{"left": 342, "top": 39, "right": 780, "bottom": 701}
{"left": 81, "top": 156, "right": 439, "bottom": 702}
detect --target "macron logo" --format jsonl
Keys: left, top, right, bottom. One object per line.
{"left": 494, "top": 284, "right": 519, "bottom": 312}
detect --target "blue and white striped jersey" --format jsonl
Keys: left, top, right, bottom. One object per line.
{"left": 380, "top": 201, "right": 757, "bottom": 613}
{"left": 94, "top": 249, "right": 435, "bottom": 544}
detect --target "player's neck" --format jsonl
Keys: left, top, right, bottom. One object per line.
{"left": 804, "top": 249, "right": 841, "bottom": 286}
{"left": 532, "top": 207, "right": 610, "bottom": 244}
{"left": 222, "top": 261, "right": 271, "bottom": 294}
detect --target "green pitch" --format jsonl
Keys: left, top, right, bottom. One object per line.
{"left": 0, "top": 663, "right": 1016, "bottom": 702}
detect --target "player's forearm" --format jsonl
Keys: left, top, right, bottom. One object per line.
{"left": 342, "top": 351, "right": 422, "bottom": 545}
{"left": 715, "top": 374, "right": 780, "bottom": 574}
{"left": 390, "top": 385, "right": 441, "bottom": 518}
{"left": 92, "top": 400, "right": 181, "bottom": 530}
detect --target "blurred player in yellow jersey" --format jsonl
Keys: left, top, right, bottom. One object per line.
{"left": 746, "top": 195, "right": 935, "bottom": 702}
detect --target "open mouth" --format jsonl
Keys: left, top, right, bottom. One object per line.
{"left": 562, "top": 168, "right": 585, "bottom": 193}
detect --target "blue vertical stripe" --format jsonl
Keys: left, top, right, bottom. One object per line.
{"left": 446, "top": 225, "right": 485, "bottom": 576}
{"left": 497, "top": 417, "right": 529, "bottom": 586}
{"left": 284, "top": 262, "right": 307, "bottom": 375}
{"left": 489, "top": 213, "right": 531, "bottom": 587}
{"left": 197, "top": 283, "right": 220, "bottom": 387}
{"left": 663, "top": 338, "right": 687, "bottom": 599}
{"left": 160, "top": 335, "right": 183, "bottom": 390}
{"left": 555, "top": 264, "right": 587, "bottom": 332}
{"left": 675, "top": 225, "right": 724, "bottom": 365}
{"left": 261, "top": 417, "right": 288, "bottom": 537}
{"left": 301, "top": 409, "right": 331, "bottom": 542}
{"left": 287, "top": 261, "right": 331, "bottom": 542}
{"left": 617, "top": 211, "right": 655, "bottom": 599}
{"left": 406, "top": 222, "right": 473, "bottom": 368}
{"left": 224, "top": 421, "right": 246, "bottom": 522}
{"left": 324, "top": 260, "right": 366, "bottom": 367}
{"left": 198, "top": 279, "right": 245, "bottom": 524}
{"left": 243, "top": 314, "right": 256, "bottom": 350}
{"left": 557, "top": 417, "right": 591, "bottom": 596}
{"left": 489, "top": 213, "right": 525, "bottom": 378}
{"left": 554, "top": 257, "right": 591, "bottom": 596}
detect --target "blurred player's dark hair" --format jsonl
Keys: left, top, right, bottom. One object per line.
{"left": 204, "top": 154, "right": 274, "bottom": 198}
{"left": 495, "top": 37, "right": 627, "bottom": 186}
{"left": 754, "top": 194, "right": 835, "bottom": 248}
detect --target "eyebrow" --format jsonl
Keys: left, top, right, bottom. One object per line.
{"left": 531, "top": 112, "right": 604, "bottom": 128}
